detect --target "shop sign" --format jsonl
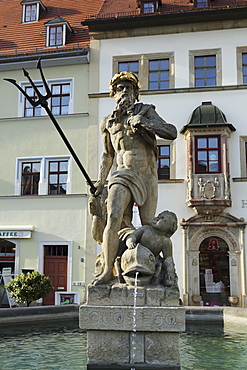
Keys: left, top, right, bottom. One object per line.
{"left": 0, "top": 230, "right": 31, "bottom": 238}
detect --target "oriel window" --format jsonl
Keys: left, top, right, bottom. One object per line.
{"left": 195, "top": 136, "right": 221, "bottom": 173}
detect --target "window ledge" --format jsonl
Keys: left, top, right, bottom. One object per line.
{"left": 89, "top": 84, "right": 247, "bottom": 99}
{"left": 158, "top": 179, "right": 184, "bottom": 183}
{"left": 232, "top": 177, "right": 247, "bottom": 182}
{"left": 0, "top": 112, "right": 88, "bottom": 123}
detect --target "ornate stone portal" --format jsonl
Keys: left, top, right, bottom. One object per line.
{"left": 79, "top": 72, "right": 184, "bottom": 369}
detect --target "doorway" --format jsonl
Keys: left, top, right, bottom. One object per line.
{"left": 199, "top": 237, "right": 230, "bottom": 306}
{"left": 43, "top": 245, "right": 68, "bottom": 305}
{"left": 0, "top": 239, "right": 16, "bottom": 307}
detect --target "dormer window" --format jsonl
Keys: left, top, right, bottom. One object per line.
{"left": 195, "top": 0, "right": 208, "bottom": 8}
{"left": 45, "top": 17, "right": 73, "bottom": 47}
{"left": 21, "top": 0, "right": 46, "bottom": 23}
{"left": 138, "top": 0, "right": 161, "bottom": 14}
{"left": 143, "top": 2, "right": 155, "bottom": 13}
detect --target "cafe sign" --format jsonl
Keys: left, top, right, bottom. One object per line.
{"left": 0, "top": 230, "right": 31, "bottom": 238}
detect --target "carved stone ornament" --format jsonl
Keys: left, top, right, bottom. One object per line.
{"left": 198, "top": 177, "right": 219, "bottom": 199}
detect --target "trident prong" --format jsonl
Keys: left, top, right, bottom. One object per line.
{"left": 4, "top": 58, "right": 97, "bottom": 194}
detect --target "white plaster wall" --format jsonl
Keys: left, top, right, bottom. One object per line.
{"left": 96, "top": 26, "right": 247, "bottom": 299}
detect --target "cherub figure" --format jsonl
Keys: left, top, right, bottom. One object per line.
{"left": 125, "top": 210, "right": 178, "bottom": 286}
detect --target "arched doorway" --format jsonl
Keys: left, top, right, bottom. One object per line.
{"left": 199, "top": 237, "right": 230, "bottom": 306}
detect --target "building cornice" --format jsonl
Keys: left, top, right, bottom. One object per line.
{"left": 83, "top": 7, "right": 247, "bottom": 39}
{"left": 0, "top": 48, "right": 89, "bottom": 71}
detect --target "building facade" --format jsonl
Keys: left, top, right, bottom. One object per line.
{"left": 0, "top": 0, "right": 104, "bottom": 306}
{"left": 84, "top": 0, "right": 247, "bottom": 307}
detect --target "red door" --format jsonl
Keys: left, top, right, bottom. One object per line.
{"left": 43, "top": 245, "right": 68, "bottom": 305}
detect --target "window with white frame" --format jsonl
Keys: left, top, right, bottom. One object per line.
{"left": 19, "top": 79, "right": 73, "bottom": 117}
{"left": 189, "top": 49, "right": 222, "bottom": 87}
{"left": 48, "top": 160, "right": 68, "bottom": 195}
{"left": 24, "top": 85, "right": 43, "bottom": 117}
{"left": 51, "top": 83, "right": 70, "bottom": 115}
{"left": 21, "top": 0, "right": 46, "bottom": 23}
{"left": 48, "top": 25, "right": 64, "bottom": 46}
{"left": 15, "top": 156, "right": 72, "bottom": 196}
{"left": 113, "top": 52, "right": 174, "bottom": 90}
{"left": 45, "top": 17, "right": 73, "bottom": 47}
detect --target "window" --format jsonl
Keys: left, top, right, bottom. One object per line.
{"left": 242, "top": 53, "right": 247, "bottom": 84}
{"left": 189, "top": 49, "right": 221, "bottom": 87}
{"left": 48, "top": 161, "right": 68, "bottom": 195}
{"left": 51, "top": 83, "right": 70, "bottom": 115}
{"left": 239, "top": 136, "right": 247, "bottom": 177}
{"left": 15, "top": 156, "right": 71, "bottom": 196}
{"left": 24, "top": 86, "right": 42, "bottom": 117}
{"left": 45, "top": 17, "right": 73, "bottom": 48}
{"left": 48, "top": 25, "right": 63, "bottom": 46}
{"left": 157, "top": 145, "right": 170, "bottom": 179}
{"left": 149, "top": 59, "right": 169, "bottom": 90}
{"left": 24, "top": 3, "right": 37, "bottom": 22}
{"left": 195, "top": 0, "right": 208, "bottom": 8}
{"left": 21, "top": 0, "right": 46, "bottom": 23}
{"left": 20, "top": 79, "right": 72, "bottom": 117}
{"left": 143, "top": 2, "right": 155, "bottom": 13}
{"left": 195, "top": 136, "right": 221, "bottom": 173}
{"left": 113, "top": 52, "right": 174, "bottom": 90}
{"left": 21, "top": 162, "right": 40, "bottom": 195}
{"left": 118, "top": 61, "right": 139, "bottom": 75}
{"left": 246, "top": 142, "right": 247, "bottom": 173}
{"left": 195, "top": 55, "right": 216, "bottom": 87}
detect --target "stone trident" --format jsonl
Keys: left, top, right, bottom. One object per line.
{"left": 4, "top": 58, "right": 97, "bottom": 194}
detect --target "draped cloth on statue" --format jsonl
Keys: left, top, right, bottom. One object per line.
{"left": 108, "top": 169, "right": 147, "bottom": 206}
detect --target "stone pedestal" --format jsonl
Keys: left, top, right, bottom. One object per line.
{"left": 79, "top": 284, "right": 185, "bottom": 369}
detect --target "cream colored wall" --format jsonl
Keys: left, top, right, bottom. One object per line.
{"left": 0, "top": 61, "right": 96, "bottom": 301}
{"left": 0, "top": 195, "right": 89, "bottom": 300}
{"left": 0, "top": 64, "right": 90, "bottom": 196}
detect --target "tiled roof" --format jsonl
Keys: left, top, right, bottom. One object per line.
{"left": 0, "top": 0, "right": 104, "bottom": 57}
{"left": 93, "top": 0, "right": 247, "bottom": 19}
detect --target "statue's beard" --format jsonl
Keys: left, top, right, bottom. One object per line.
{"left": 115, "top": 93, "right": 135, "bottom": 114}
{"left": 107, "top": 92, "right": 135, "bottom": 128}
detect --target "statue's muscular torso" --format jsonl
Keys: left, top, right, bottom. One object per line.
{"left": 106, "top": 114, "right": 157, "bottom": 179}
